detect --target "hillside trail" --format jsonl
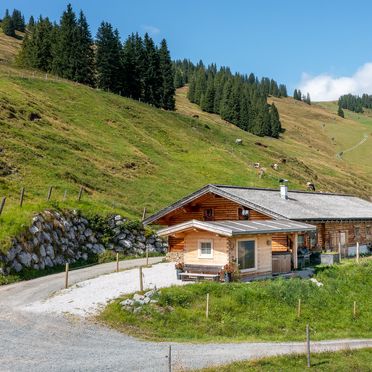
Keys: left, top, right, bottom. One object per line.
{"left": 0, "top": 258, "right": 371, "bottom": 372}
{"left": 336, "top": 133, "right": 369, "bottom": 159}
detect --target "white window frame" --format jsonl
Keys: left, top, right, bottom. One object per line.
{"left": 236, "top": 238, "right": 257, "bottom": 272}
{"left": 198, "top": 239, "right": 213, "bottom": 259}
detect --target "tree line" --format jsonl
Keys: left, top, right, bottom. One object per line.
{"left": 1, "top": 9, "right": 25, "bottom": 36}
{"left": 174, "top": 61, "right": 284, "bottom": 138}
{"left": 293, "top": 89, "right": 311, "bottom": 105}
{"left": 17, "top": 4, "right": 175, "bottom": 110}
{"left": 337, "top": 93, "right": 372, "bottom": 114}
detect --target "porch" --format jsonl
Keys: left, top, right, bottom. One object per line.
{"left": 158, "top": 219, "right": 316, "bottom": 281}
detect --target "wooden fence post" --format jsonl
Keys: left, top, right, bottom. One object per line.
{"left": 353, "top": 301, "right": 357, "bottom": 318}
{"left": 206, "top": 293, "right": 210, "bottom": 319}
{"left": 139, "top": 266, "right": 144, "bottom": 291}
{"left": 47, "top": 186, "right": 53, "bottom": 201}
{"left": 142, "top": 207, "right": 147, "bottom": 221}
{"left": 146, "top": 246, "right": 149, "bottom": 267}
{"left": 116, "top": 252, "right": 119, "bottom": 273}
{"left": 63, "top": 190, "right": 67, "bottom": 201}
{"left": 356, "top": 242, "right": 360, "bottom": 263}
{"left": 78, "top": 186, "right": 83, "bottom": 201}
{"left": 65, "top": 263, "right": 69, "bottom": 289}
{"left": 19, "top": 187, "right": 25, "bottom": 207}
{"left": 168, "top": 345, "right": 172, "bottom": 372}
{"left": 306, "top": 324, "right": 311, "bottom": 368}
{"left": 338, "top": 242, "right": 342, "bottom": 263}
{"left": 0, "top": 197, "right": 6, "bottom": 215}
{"left": 297, "top": 298, "right": 301, "bottom": 318}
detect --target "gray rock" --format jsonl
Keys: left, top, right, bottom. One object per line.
{"left": 120, "top": 299, "right": 134, "bottom": 307}
{"left": 39, "top": 245, "right": 46, "bottom": 257}
{"left": 133, "top": 293, "right": 144, "bottom": 301}
{"left": 12, "top": 260, "right": 23, "bottom": 273}
{"left": 121, "top": 240, "right": 132, "bottom": 249}
{"left": 150, "top": 300, "right": 158, "bottom": 304}
{"left": 143, "top": 297, "right": 151, "bottom": 304}
{"left": 29, "top": 225, "right": 39, "bottom": 234}
{"left": 17, "top": 252, "right": 32, "bottom": 267}
{"left": 6, "top": 247, "right": 18, "bottom": 261}
{"left": 31, "top": 254, "right": 39, "bottom": 263}
{"left": 133, "top": 307, "right": 142, "bottom": 314}
{"left": 82, "top": 253, "right": 88, "bottom": 261}
{"left": 44, "top": 256, "right": 53, "bottom": 267}
{"left": 46, "top": 245, "right": 55, "bottom": 259}
{"left": 144, "top": 290, "right": 156, "bottom": 298}
{"left": 84, "top": 229, "right": 93, "bottom": 237}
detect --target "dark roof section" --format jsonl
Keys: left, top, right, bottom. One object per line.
{"left": 143, "top": 184, "right": 372, "bottom": 225}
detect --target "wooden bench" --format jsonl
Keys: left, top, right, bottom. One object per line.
{"left": 181, "top": 264, "right": 222, "bottom": 282}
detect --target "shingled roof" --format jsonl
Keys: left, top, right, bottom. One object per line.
{"left": 144, "top": 184, "right": 372, "bottom": 224}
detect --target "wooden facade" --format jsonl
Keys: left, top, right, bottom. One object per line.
{"left": 155, "top": 190, "right": 372, "bottom": 275}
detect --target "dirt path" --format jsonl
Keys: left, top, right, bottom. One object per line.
{"left": 336, "top": 133, "right": 369, "bottom": 159}
{"left": 0, "top": 258, "right": 371, "bottom": 372}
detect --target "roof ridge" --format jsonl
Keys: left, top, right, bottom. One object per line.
{"left": 211, "top": 184, "right": 354, "bottom": 197}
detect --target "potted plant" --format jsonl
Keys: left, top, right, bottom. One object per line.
{"left": 175, "top": 261, "right": 184, "bottom": 280}
{"left": 223, "top": 262, "right": 236, "bottom": 283}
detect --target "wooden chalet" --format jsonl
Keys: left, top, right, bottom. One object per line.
{"left": 144, "top": 184, "right": 372, "bottom": 279}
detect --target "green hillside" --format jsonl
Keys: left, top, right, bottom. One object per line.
{"left": 0, "top": 31, "right": 371, "bottom": 248}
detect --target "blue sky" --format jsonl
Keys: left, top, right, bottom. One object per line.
{"left": 3, "top": 0, "right": 372, "bottom": 99}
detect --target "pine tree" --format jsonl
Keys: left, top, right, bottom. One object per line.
{"left": 337, "top": 105, "right": 345, "bottom": 118}
{"left": 174, "top": 68, "right": 184, "bottom": 89}
{"left": 74, "top": 10, "right": 95, "bottom": 86}
{"left": 305, "top": 92, "right": 311, "bottom": 105}
{"left": 187, "top": 74, "right": 196, "bottom": 103}
{"left": 220, "top": 79, "right": 234, "bottom": 122}
{"left": 293, "top": 89, "right": 298, "bottom": 100}
{"left": 95, "top": 22, "right": 123, "bottom": 93}
{"left": 159, "top": 38, "right": 175, "bottom": 110}
{"left": 270, "top": 103, "right": 281, "bottom": 138}
{"left": 27, "top": 15, "right": 35, "bottom": 31}
{"left": 239, "top": 91, "right": 251, "bottom": 131}
{"left": 12, "top": 9, "right": 25, "bottom": 32}
{"left": 52, "top": 4, "right": 78, "bottom": 80}
{"left": 201, "top": 76, "right": 215, "bottom": 113}
{"left": 2, "top": 9, "right": 16, "bottom": 37}
{"left": 143, "top": 33, "right": 162, "bottom": 106}
{"left": 18, "top": 16, "right": 54, "bottom": 71}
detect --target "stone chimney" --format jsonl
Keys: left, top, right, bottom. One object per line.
{"left": 280, "top": 184, "right": 288, "bottom": 200}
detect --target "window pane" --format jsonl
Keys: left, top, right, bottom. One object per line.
{"left": 200, "top": 242, "right": 211, "bottom": 255}
{"left": 238, "top": 240, "right": 255, "bottom": 269}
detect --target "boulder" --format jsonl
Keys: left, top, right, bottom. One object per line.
{"left": 17, "top": 252, "right": 32, "bottom": 267}
{"left": 11, "top": 260, "right": 23, "bottom": 273}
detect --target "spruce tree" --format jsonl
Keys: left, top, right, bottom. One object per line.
{"left": 52, "top": 4, "right": 78, "bottom": 80}
{"left": 27, "top": 15, "right": 35, "bottom": 31}
{"left": 95, "top": 22, "right": 123, "bottom": 93}
{"left": 270, "top": 103, "right": 281, "bottom": 138}
{"left": 2, "top": 9, "right": 16, "bottom": 37}
{"left": 12, "top": 9, "right": 25, "bottom": 32}
{"left": 142, "top": 33, "right": 162, "bottom": 106}
{"left": 187, "top": 74, "right": 197, "bottom": 103}
{"left": 201, "top": 76, "right": 215, "bottom": 113}
{"left": 293, "top": 89, "right": 298, "bottom": 100}
{"left": 239, "top": 91, "right": 251, "bottom": 131}
{"left": 337, "top": 105, "right": 345, "bottom": 118}
{"left": 220, "top": 79, "right": 234, "bottom": 122}
{"left": 159, "top": 38, "right": 175, "bottom": 110}
{"left": 74, "top": 10, "right": 95, "bottom": 86}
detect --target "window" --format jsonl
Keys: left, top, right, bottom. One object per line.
{"left": 238, "top": 207, "right": 250, "bottom": 220}
{"left": 310, "top": 231, "right": 317, "bottom": 248}
{"left": 354, "top": 226, "right": 361, "bottom": 240}
{"left": 237, "top": 240, "right": 256, "bottom": 271}
{"left": 366, "top": 226, "right": 371, "bottom": 237}
{"left": 203, "top": 208, "right": 214, "bottom": 221}
{"left": 198, "top": 240, "right": 213, "bottom": 258}
{"left": 298, "top": 234, "right": 305, "bottom": 248}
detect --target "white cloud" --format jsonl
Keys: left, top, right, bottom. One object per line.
{"left": 141, "top": 25, "right": 160, "bottom": 36}
{"left": 299, "top": 62, "right": 372, "bottom": 101}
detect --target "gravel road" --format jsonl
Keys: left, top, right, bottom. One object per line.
{"left": 0, "top": 257, "right": 371, "bottom": 372}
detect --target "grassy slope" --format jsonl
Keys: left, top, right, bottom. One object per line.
{"left": 0, "top": 31, "right": 372, "bottom": 248}
{"left": 99, "top": 260, "right": 372, "bottom": 342}
{"left": 197, "top": 348, "right": 372, "bottom": 372}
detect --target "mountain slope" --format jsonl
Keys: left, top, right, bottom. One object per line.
{"left": 0, "top": 32, "right": 371, "bottom": 247}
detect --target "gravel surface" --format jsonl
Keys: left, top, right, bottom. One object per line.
{"left": 24, "top": 262, "right": 185, "bottom": 316}
{"left": 1, "top": 257, "right": 371, "bottom": 372}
